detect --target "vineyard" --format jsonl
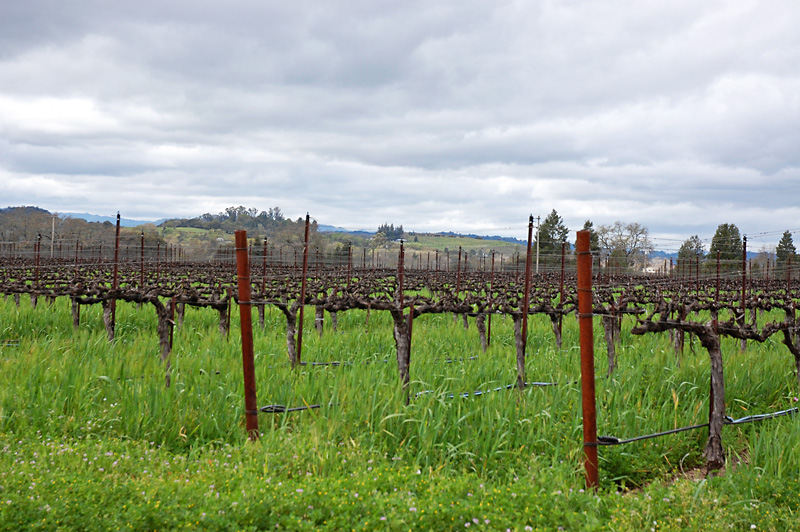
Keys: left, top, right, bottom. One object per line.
{"left": 1, "top": 220, "right": 799, "bottom": 530}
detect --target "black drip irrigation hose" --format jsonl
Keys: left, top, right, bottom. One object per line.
{"left": 249, "top": 403, "right": 338, "bottom": 414}
{"left": 597, "top": 407, "right": 800, "bottom": 446}
{"left": 1, "top": 340, "right": 20, "bottom": 347}
{"left": 414, "top": 381, "right": 560, "bottom": 400}
{"left": 251, "top": 380, "right": 563, "bottom": 414}
{"left": 271, "top": 355, "right": 480, "bottom": 369}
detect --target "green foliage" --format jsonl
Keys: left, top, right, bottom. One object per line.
{"left": 708, "top": 223, "right": 742, "bottom": 272}
{"left": 0, "top": 298, "right": 798, "bottom": 530}
{"left": 776, "top": 230, "right": 796, "bottom": 270}
{"left": 536, "top": 209, "right": 570, "bottom": 264}
{"left": 676, "top": 235, "right": 705, "bottom": 275}
{"left": 577, "top": 220, "right": 601, "bottom": 253}
{"left": 376, "top": 223, "right": 404, "bottom": 241}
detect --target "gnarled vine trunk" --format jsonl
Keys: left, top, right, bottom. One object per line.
{"left": 476, "top": 313, "right": 488, "bottom": 352}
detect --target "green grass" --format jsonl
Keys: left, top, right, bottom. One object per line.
{"left": 1, "top": 296, "right": 799, "bottom": 530}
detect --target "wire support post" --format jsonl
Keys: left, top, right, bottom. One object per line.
{"left": 234, "top": 230, "right": 259, "bottom": 441}
{"left": 576, "top": 230, "right": 599, "bottom": 490}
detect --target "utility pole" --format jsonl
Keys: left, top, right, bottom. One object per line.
{"left": 534, "top": 215, "right": 541, "bottom": 274}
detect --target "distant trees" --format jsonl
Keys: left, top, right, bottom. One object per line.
{"left": 597, "top": 221, "right": 653, "bottom": 271}
{"left": 160, "top": 205, "right": 296, "bottom": 242}
{"left": 376, "top": 223, "right": 404, "bottom": 241}
{"left": 708, "top": 223, "right": 742, "bottom": 272}
{"left": 776, "top": 230, "right": 797, "bottom": 271}
{"left": 369, "top": 232, "right": 389, "bottom": 250}
{"left": 677, "top": 235, "right": 705, "bottom": 275}
{"left": 535, "top": 209, "right": 570, "bottom": 264}
{"left": 576, "top": 220, "right": 601, "bottom": 254}
{"left": 0, "top": 206, "right": 51, "bottom": 242}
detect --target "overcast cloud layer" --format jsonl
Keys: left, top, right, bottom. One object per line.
{"left": 1, "top": 0, "right": 799, "bottom": 251}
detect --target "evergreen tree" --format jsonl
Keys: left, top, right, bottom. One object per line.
{"left": 776, "top": 230, "right": 797, "bottom": 270}
{"left": 376, "top": 223, "right": 404, "bottom": 241}
{"left": 535, "top": 209, "right": 570, "bottom": 264}
{"left": 708, "top": 223, "right": 742, "bottom": 272}
{"left": 577, "top": 220, "right": 600, "bottom": 253}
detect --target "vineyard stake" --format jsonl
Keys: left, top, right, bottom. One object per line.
{"left": 405, "top": 301, "right": 414, "bottom": 405}
{"left": 140, "top": 231, "right": 145, "bottom": 287}
{"left": 456, "top": 247, "right": 462, "bottom": 294}
{"left": 577, "top": 230, "right": 599, "bottom": 490}
{"left": 296, "top": 214, "right": 311, "bottom": 367}
{"left": 534, "top": 215, "right": 540, "bottom": 274}
{"left": 347, "top": 243, "right": 352, "bottom": 288}
{"left": 488, "top": 251, "right": 495, "bottom": 346}
{"left": 559, "top": 242, "right": 566, "bottom": 339}
{"left": 518, "top": 215, "right": 534, "bottom": 390}
{"left": 262, "top": 239, "right": 267, "bottom": 293}
{"left": 397, "top": 241, "right": 405, "bottom": 305}
{"left": 35, "top": 234, "right": 41, "bottom": 286}
{"left": 741, "top": 236, "right": 747, "bottom": 351}
{"left": 234, "top": 230, "right": 259, "bottom": 441}
{"left": 110, "top": 212, "right": 121, "bottom": 338}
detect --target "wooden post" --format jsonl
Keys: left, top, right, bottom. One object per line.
{"left": 235, "top": 230, "right": 259, "bottom": 441}
{"left": 577, "top": 230, "right": 599, "bottom": 490}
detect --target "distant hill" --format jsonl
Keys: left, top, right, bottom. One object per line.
{"left": 60, "top": 212, "right": 165, "bottom": 227}
{"left": 317, "top": 224, "right": 373, "bottom": 236}
{"left": 430, "top": 231, "right": 526, "bottom": 246}
{"left": 320, "top": 225, "right": 527, "bottom": 246}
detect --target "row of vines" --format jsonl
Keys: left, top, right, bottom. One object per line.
{"left": 2, "top": 222, "right": 800, "bottom": 475}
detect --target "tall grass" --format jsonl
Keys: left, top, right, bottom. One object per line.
{"left": 2, "top": 294, "right": 797, "bottom": 488}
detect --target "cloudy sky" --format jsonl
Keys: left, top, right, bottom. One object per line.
{"left": 1, "top": 0, "right": 798, "bottom": 251}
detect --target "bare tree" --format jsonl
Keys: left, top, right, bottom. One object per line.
{"left": 597, "top": 221, "right": 653, "bottom": 271}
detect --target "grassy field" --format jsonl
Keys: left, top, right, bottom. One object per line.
{"left": 1, "top": 295, "right": 799, "bottom": 530}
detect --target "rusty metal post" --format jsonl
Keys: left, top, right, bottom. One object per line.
{"left": 347, "top": 243, "right": 352, "bottom": 288}
{"left": 788, "top": 256, "right": 792, "bottom": 293}
{"left": 488, "top": 251, "right": 495, "bottom": 346}
{"left": 110, "top": 213, "right": 121, "bottom": 334}
{"left": 517, "top": 214, "right": 533, "bottom": 390}
{"left": 35, "top": 234, "right": 41, "bottom": 285}
{"left": 559, "top": 242, "right": 566, "bottom": 338}
{"left": 521, "top": 216, "right": 534, "bottom": 354}
{"left": 262, "top": 239, "right": 267, "bottom": 294}
{"left": 456, "top": 247, "right": 462, "bottom": 294}
{"left": 397, "top": 241, "right": 405, "bottom": 305}
{"left": 576, "top": 230, "right": 599, "bottom": 490}
{"left": 234, "top": 230, "right": 259, "bottom": 441}
{"left": 296, "top": 214, "right": 311, "bottom": 365}
{"left": 695, "top": 254, "right": 699, "bottom": 294}
{"left": 741, "top": 235, "right": 747, "bottom": 350}
{"left": 140, "top": 231, "right": 145, "bottom": 287}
